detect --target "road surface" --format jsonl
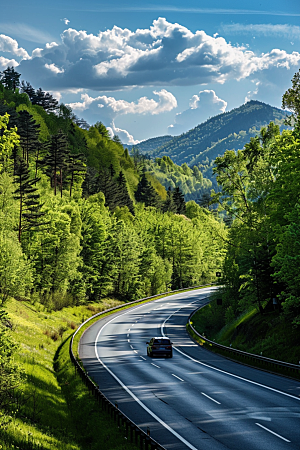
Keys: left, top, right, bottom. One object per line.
{"left": 79, "top": 287, "right": 300, "bottom": 449}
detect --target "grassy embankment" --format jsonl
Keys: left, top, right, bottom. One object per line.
{"left": 1, "top": 285, "right": 211, "bottom": 449}
{"left": 190, "top": 302, "right": 300, "bottom": 366}
{"left": 0, "top": 297, "right": 140, "bottom": 450}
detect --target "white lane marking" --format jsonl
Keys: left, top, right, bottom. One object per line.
{"left": 255, "top": 423, "right": 291, "bottom": 442}
{"left": 128, "top": 339, "right": 130, "bottom": 342}
{"left": 127, "top": 334, "right": 129, "bottom": 337}
{"left": 128, "top": 329, "right": 131, "bottom": 332}
{"left": 172, "top": 374, "right": 184, "bottom": 382}
{"left": 94, "top": 298, "right": 211, "bottom": 450}
{"left": 201, "top": 392, "right": 221, "bottom": 405}
{"left": 134, "top": 350, "right": 138, "bottom": 354}
{"left": 161, "top": 308, "right": 300, "bottom": 402}
{"left": 132, "top": 324, "right": 135, "bottom": 326}
{"left": 140, "top": 356, "right": 146, "bottom": 361}
{"left": 151, "top": 363, "right": 160, "bottom": 368}
{"left": 130, "top": 345, "right": 134, "bottom": 349}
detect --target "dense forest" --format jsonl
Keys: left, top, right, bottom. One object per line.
{"left": 209, "top": 69, "right": 300, "bottom": 334}
{"left": 133, "top": 101, "right": 289, "bottom": 168}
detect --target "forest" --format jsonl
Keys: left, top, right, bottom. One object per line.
{"left": 208, "top": 69, "right": 300, "bottom": 334}
{"left": 1, "top": 63, "right": 300, "bottom": 444}
{"left": 0, "top": 67, "right": 226, "bottom": 309}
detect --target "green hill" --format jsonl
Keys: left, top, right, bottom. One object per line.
{"left": 142, "top": 101, "right": 289, "bottom": 166}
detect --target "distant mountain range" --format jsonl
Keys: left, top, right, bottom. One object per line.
{"left": 127, "top": 101, "right": 289, "bottom": 167}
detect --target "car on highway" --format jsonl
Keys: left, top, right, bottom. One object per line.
{"left": 146, "top": 337, "right": 173, "bottom": 358}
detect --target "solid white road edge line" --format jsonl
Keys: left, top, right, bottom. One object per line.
{"left": 172, "top": 374, "right": 184, "bottom": 382}
{"left": 255, "top": 423, "right": 291, "bottom": 442}
{"left": 161, "top": 307, "right": 300, "bottom": 402}
{"left": 201, "top": 392, "right": 221, "bottom": 405}
{"left": 94, "top": 302, "right": 200, "bottom": 450}
{"left": 151, "top": 363, "right": 161, "bottom": 368}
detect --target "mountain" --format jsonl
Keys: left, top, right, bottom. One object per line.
{"left": 131, "top": 101, "right": 289, "bottom": 166}
{"left": 126, "top": 135, "right": 173, "bottom": 154}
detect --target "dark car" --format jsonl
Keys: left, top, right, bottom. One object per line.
{"left": 146, "top": 337, "right": 173, "bottom": 358}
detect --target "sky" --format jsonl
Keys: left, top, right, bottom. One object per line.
{"left": 1, "top": 0, "right": 300, "bottom": 144}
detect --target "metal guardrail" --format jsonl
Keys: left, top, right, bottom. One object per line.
{"left": 70, "top": 284, "right": 211, "bottom": 450}
{"left": 188, "top": 307, "right": 300, "bottom": 379}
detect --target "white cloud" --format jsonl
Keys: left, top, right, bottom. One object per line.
{"left": 68, "top": 89, "right": 177, "bottom": 116}
{"left": 5, "top": 17, "right": 298, "bottom": 92}
{"left": 0, "top": 56, "right": 18, "bottom": 70}
{"left": 63, "top": 18, "right": 70, "bottom": 25}
{"left": 67, "top": 89, "right": 176, "bottom": 144}
{"left": 109, "top": 121, "right": 139, "bottom": 145}
{"left": 0, "top": 34, "right": 29, "bottom": 58}
{"left": 168, "top": 90, "right": 227, "bottom": 135}
{"left": 45, "top": 63, "right": 65, "bottom": 74}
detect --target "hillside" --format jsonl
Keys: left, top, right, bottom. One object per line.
{"left": 149, "top": 101, "right": 289, "bottom": 166}
{"left": 127, "top": 134, "right": 173, "bottom": 154}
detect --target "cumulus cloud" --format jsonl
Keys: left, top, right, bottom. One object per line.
{"left": 69, "top": 89, "right": 177, "bottom": 115}
{"left": 0, "top": 34, "right": 29, "bottom": 58}
{"left": 68, "top": 89, "right": 176, "bottom": 144}
{"left": 108, "top": 121, "right": 139, "bottom": 145}
{"left": 168, "top": 90, "right": 227, "bottom": 135}
{"left": 0, "top": 56, "right": 18, "bottom": 70}
{"left": 1, "top": 17, "right": 297, "bottom": 92}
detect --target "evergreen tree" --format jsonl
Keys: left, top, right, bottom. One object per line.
{"left": 42, "top": 130, "right": 70, "bottom": 196}
{"left": 95, "top": 169, "right": 120, "bottom": 210}
{"left": 117, "top": 170, "right": 134, "bottom": 213}
{"left": 172, "top": 186, "right": 186, "bottom": 214}
{"left": 13, "top": 157, "right": 45, "bottom": 241}
{"left": 135, "top": 172, "right": 160, "bottom": 207}
{"left": 0, "top": 67, "right": 21, "bottom": 92}
{"left": 67, "top": 153, "right": 86, "bottom": 197}
{"left": 163, "top": 187, "right": 177, "bottom": 213}
{"left": 17, "top": 110, "right": 40, "bottom": 162}
{"left": 20, "top": 81, "right": 59, "bottom": 111}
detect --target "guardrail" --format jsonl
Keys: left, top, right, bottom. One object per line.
{"left": 188, "top": 307, "right": 300, "bottom": 380}
{"left": 69, "top": 284, "right": 211, "bottom": 450}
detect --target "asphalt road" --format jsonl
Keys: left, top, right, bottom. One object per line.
{"left": 79, "top": 287, "right": 300, "bottom": 450}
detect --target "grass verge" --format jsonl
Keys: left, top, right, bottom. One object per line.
{"left": 1, "top": 285, "right": 210, "bottom": 449}
{"left": 0, "top": 297, "right": 138, "bottom": 450}
{"left": 188, "top": 303, "right": 300, "bottom": 379}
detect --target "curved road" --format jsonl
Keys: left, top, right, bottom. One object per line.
{"left": 79, "top": 287, "right": 300, "bottom": 450}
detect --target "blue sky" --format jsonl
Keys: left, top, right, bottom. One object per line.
{"left": 1, "top": 0, "right": 300, "bottom": 143}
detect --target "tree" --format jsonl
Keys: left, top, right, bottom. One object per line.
{"left": 162, "top": 187, "right": 177, "bottom": 213}
{"left": 0, "top": 114, "right": 19, "bottom": 173}
{"left": 172, "top": 186, "right": 186, "bottom": 214}
{"left": 13, "top": 157, "right": 45, "bottom": 241}
{"left": 17, "top": 110, "right": 40, "bottom": 163}
{"left": 0, "top": 67, "right": 21, "bottom": 92}
{"left": 282, "top": 68, "right": 300, "bottom": 130}
{"left": 42, "top": 130, "right": 70, "bottom": 196}
{"left": 116, "top": 170, "right": 134, "bottom": 213}
{"left": 135, "top": 172, "right": 160, "bottom": 207}
{"left": 94, "top": 121, "right": 111, "bottom": 139}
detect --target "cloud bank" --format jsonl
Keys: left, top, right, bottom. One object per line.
{"left": 1, "top": 17, "right": 299, "bottom": 92}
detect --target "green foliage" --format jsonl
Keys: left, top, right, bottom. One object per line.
{"left": 151, "top": 101, "right": 288, "bottom": 167}
{"left": 0, "top": 113, "right": 19, "bottom": 173}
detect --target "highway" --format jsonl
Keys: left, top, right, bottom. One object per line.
{"left": 79, "top": 287, "right": 300, "bottom": 450}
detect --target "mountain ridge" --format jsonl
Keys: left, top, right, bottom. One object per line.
{"left": 127, "top": 100, "right": 289, "bottom": 166}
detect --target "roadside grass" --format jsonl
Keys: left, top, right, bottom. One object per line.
{"left": 1, "top": 285, "right": 211, "bottom": 449}
{"left": 1, "top": 297, "right": 137, "bottom": 450}
{"left": 191, "top": 303, "right": 300, "bottom": 365}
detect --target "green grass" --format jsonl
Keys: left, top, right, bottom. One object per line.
{"left": 0, "top": 297, "right": 138, "bottom": 450}
{"left": 190, "top": 303, "right": 300, "bottom": 366}
{"left": 1, "top": 285, "right": 211, "bottom": 449}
